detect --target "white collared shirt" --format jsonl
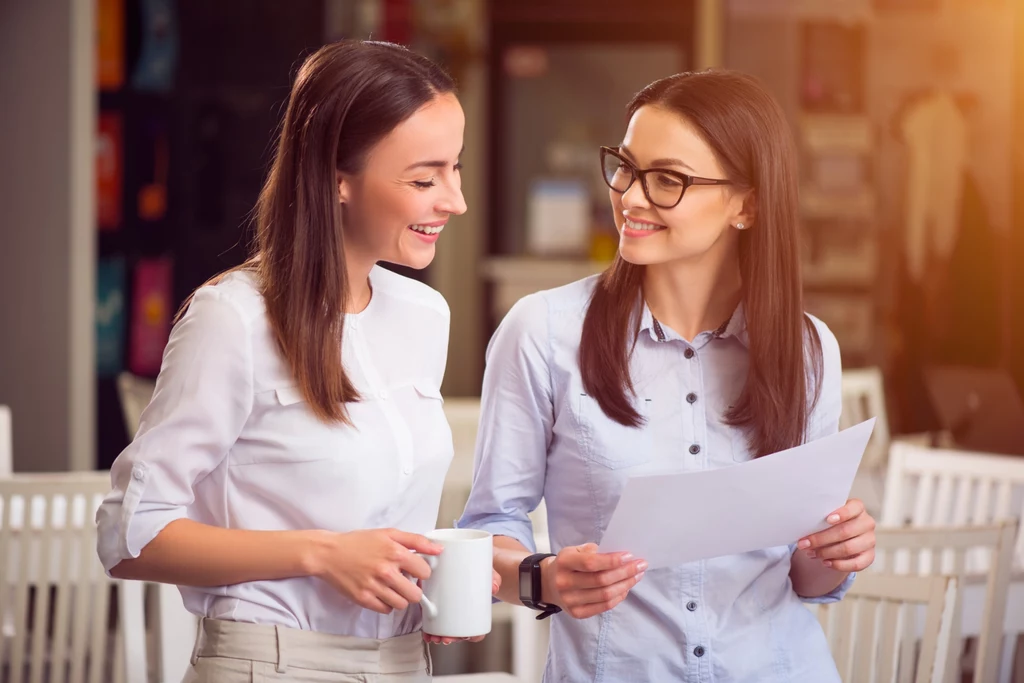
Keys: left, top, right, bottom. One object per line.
{"left": 96, "top": 266, "right": 453, "bottom": 638}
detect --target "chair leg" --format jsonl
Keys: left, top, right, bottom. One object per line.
{"left": 155, "top": 583, "right": 196, "bottom": 683}
{"left": 118, "top": 581, "right": 148, "bottom": 683}
{"left": 996, "top": 632, "right": 1015, "bottom": 683}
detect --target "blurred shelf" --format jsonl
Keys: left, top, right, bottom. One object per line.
{"left": 481, "top": 256, "right": 608, "bottom": 321}
{"left": 800, "top": 114, "right": 874, "bottom": 153}
{"left": 800, "top": 186, "right": 876, "bottom": 220}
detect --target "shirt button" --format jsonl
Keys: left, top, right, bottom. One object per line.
{"left": 694, "top": 646, "right": 706, "bottom": 657}
{"left": 402, "top": 466, "right": 412, "bottom": 475}
{"left": 132, "top": 469, "right": 145, "bottom": 482}
{"left": 689, "top": 444, "right": 701, "bottom": 455}
{"left": 686, "top": 601, "right": 697, "bottom": 611}
{"left": 684, "top": 348, "right": 695, "bottom": 359}
{"left": 686, "top": 392, "right": 698, "bottom": 404}
{"left": 378, "top": 389, "right": 389, "bottom": 400}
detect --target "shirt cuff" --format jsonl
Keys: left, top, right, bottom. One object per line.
{"left": 456, "top": 514, "right": 537, "bottom": 554}
{"left": 798, "top": 571, "right": 856, "bottom": 604}
{"left": 96, "top": 462, "right": 189, "bottom": 575}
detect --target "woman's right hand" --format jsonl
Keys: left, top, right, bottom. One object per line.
{"left": 541, "top": 543, "right": 647, "bottom": 619}
{"left": 308, "top": 528, "right": 442, "bottom": 614}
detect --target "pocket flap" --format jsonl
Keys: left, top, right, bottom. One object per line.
{"left": 413, "top": 382, "right": 444, "bottom": 401}
{"left": 274, "top": 385, "right": 304, "bottom": 406}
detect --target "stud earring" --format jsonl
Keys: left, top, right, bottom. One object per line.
{"left": 735, "top": 222, "right": 745, "bottom": 230}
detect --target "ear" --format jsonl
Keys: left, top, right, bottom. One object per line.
{"left": 337, "top": 171, "right": 351, "bottom": 204}
{"left": 730, "top": 189, "right": 757, "bottom": 230}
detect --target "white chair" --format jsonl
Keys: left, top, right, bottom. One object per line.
{"left": 841, "top": 367, "right": 892, "bottom": 472}
{"left": 0, "top": 405, "right": 11, "bottom": 477}
{"left": 115, "top": 373, "right": 156, "bottom": 439}
{"left": 0, "top": 472, "right": 147, "bottom": 683}
{"left": 882, "top": 443, "right": 1024, "bottom": 683}
{"left": 818, "top": 573, "right": 959, "bottom": 683}
{"left": 842, "top": 368, "right": 894, "bottom": 516}
{"left": 840, "top": 368, "right": 953, "bottom": 517}
{"left": 873, "top": 522, "right": 1017, "bottom": 683}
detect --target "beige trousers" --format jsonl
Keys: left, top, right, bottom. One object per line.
{"left": 181, "top": 618, "right": 432, "bottom": 683}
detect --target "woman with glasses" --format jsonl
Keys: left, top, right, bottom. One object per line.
{"left": 458, "top": 70, "right": 876, "bottom": 681}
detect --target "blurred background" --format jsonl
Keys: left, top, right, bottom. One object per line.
{"left": 0, "top": 0, "right": 1021, "bottom": 474}
{"left": 1, "top": 1, "right": 1024, "bottom": 679}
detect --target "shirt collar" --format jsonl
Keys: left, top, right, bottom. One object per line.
{"left": 639, "top": 301, "right": 749, "bottom": 348}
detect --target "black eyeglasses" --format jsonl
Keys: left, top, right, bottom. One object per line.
{"left": 599, "top": 146, "right": 732, "bottom": 209}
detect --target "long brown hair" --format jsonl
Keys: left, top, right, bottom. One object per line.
{"left": 183, "top": 41, "right": 455, "bottom": 424}
{"left": 579, "top": 70, "right": 822, "bottom": 457}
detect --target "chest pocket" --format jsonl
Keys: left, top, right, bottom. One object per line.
{"left": 574, "top": 393, "right": 654, "bottom": 469}
{"left": 235, "top": 384, "right": 379, "bottom": 465}
{"left": 402, "top": 380, "right": 453, "bottom": 463}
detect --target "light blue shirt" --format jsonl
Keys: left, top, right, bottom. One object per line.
{"left": 458, "top": 275, "right": 852, "bottom": 683}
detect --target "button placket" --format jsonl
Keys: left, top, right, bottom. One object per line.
{"left": 349, "top": 325, "right": 415, "bottom": 479}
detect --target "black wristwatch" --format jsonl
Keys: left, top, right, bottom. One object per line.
{"left": 519, "top": 553, "right": 562, "bottom": 620}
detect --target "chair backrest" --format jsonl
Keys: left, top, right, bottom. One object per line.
{"left": 873, "top": 522, "right": 1017, "bottom": 683}
{"left": 115, "top": 373, "right": 156, "bottom": 439}
{"left": 0, "top": 405, "right": 11, "bottom": 477}
{"left": 819, "top": 573, "right": 958, "bottom": 683}
{"left": 0, "top": 472, "right": 147, "bottom": 683}
{"left": 841, "top": 367, "right": 892, "bottom": 471}
{"left": 881, "top": 443, "right": 1024, "bottom": 570}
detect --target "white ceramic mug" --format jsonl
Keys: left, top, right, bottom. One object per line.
{"left": 417, "top": 528, "right": 493, "bottom": 638}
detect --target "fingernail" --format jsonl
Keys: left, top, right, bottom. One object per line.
{"left": 798, "top": 539, "right": 810, "bottom": 549}
{"left": 620, "top": 553, "right": 634, "bottom": 564}
{"left": 827, "top": 514, "right": 840, "bottom": 524}
{"left": 823, "top": 561, "right": 833, "bottom": 568}
{"left": 636, "top": 571, "right": 646, "bottom": 581}
{"left": 807, "top": 551, "right": 817, "bottom": 559}
{"left": 637, "top": 560, "right": 649, "bottom": 572}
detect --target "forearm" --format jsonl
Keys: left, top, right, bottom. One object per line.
{"left": 109, "top": 518, "right": 327, "bottom": 587}
{"left": 789, "top": 548, "right": 849, "bottom": 598}
{"left": 492, "top": 535, "right": 533, "bottom": 605}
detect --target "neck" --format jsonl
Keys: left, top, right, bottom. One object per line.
{"left": 344, "top": 254, "right": 375, "bottom": 314}
{"left": 643, "top": 249, "right": 742, "bottom": 342}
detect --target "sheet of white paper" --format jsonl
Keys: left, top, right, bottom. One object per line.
{"left": 599, "top": 418, "right": 876, "bottom": 569}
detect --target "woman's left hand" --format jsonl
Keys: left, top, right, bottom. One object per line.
{"left": 423, "top": 569, "right": 502, "bottom": 646}
{"left": 798, "top": 498, "right": 876, "bottom": 573}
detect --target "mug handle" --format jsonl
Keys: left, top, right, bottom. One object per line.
{"left": 411, "top": 553, "right": 439, "bottom": 618}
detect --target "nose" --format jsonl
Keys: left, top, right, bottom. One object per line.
{"left": 437, "top": 185, "right": 467, "bottom": 216}
{"left": 620, "top": 176, "right": 650, "bottom": 211}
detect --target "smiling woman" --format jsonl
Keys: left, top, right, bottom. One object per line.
{"left": 459, "top": 70, "right": 876, "bottom": 683}
{"left": 95, "top": 40, "right": 491, "bottom": 683}
{"left": 339, "top": 93, "right": 466, "bottom": 273}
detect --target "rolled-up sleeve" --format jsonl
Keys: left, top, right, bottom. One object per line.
{"left": 794, "top": 315, "right": 854, "bottom": 603}
{"left": 457, "top": 294, "right": 552, "bottom": 553}
{"left": 96, "top": 288, "right": 254, "bottom": 573}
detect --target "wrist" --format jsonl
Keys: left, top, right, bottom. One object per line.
{"left": 297, "top": 529, "right": 334, "bottom": 578}
{"left": 539, "top": 555, "right": 560, "bottom": 607}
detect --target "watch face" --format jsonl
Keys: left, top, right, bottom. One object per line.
{"left": 519, "top": 568, "right": 533, "bottom": 599}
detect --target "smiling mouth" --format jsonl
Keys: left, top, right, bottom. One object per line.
{"left": 623, "top": 217, "right": 666, "bottom": 231}
{"left": 409, "top": 223, "right": 445, "bottom": 235}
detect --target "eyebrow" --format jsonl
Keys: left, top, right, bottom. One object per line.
{"left": 619, "top": 145, "right": 696, "bottom": 173}
{"left": 404, "top": 146, "right": 465, "bottom": 172}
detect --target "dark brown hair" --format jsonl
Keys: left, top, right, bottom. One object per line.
{"left": 579, "top": 70, "right": 822, "bottom": 457}
{"left": 183, "top": 41, "right": 455, "bottom": 424}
